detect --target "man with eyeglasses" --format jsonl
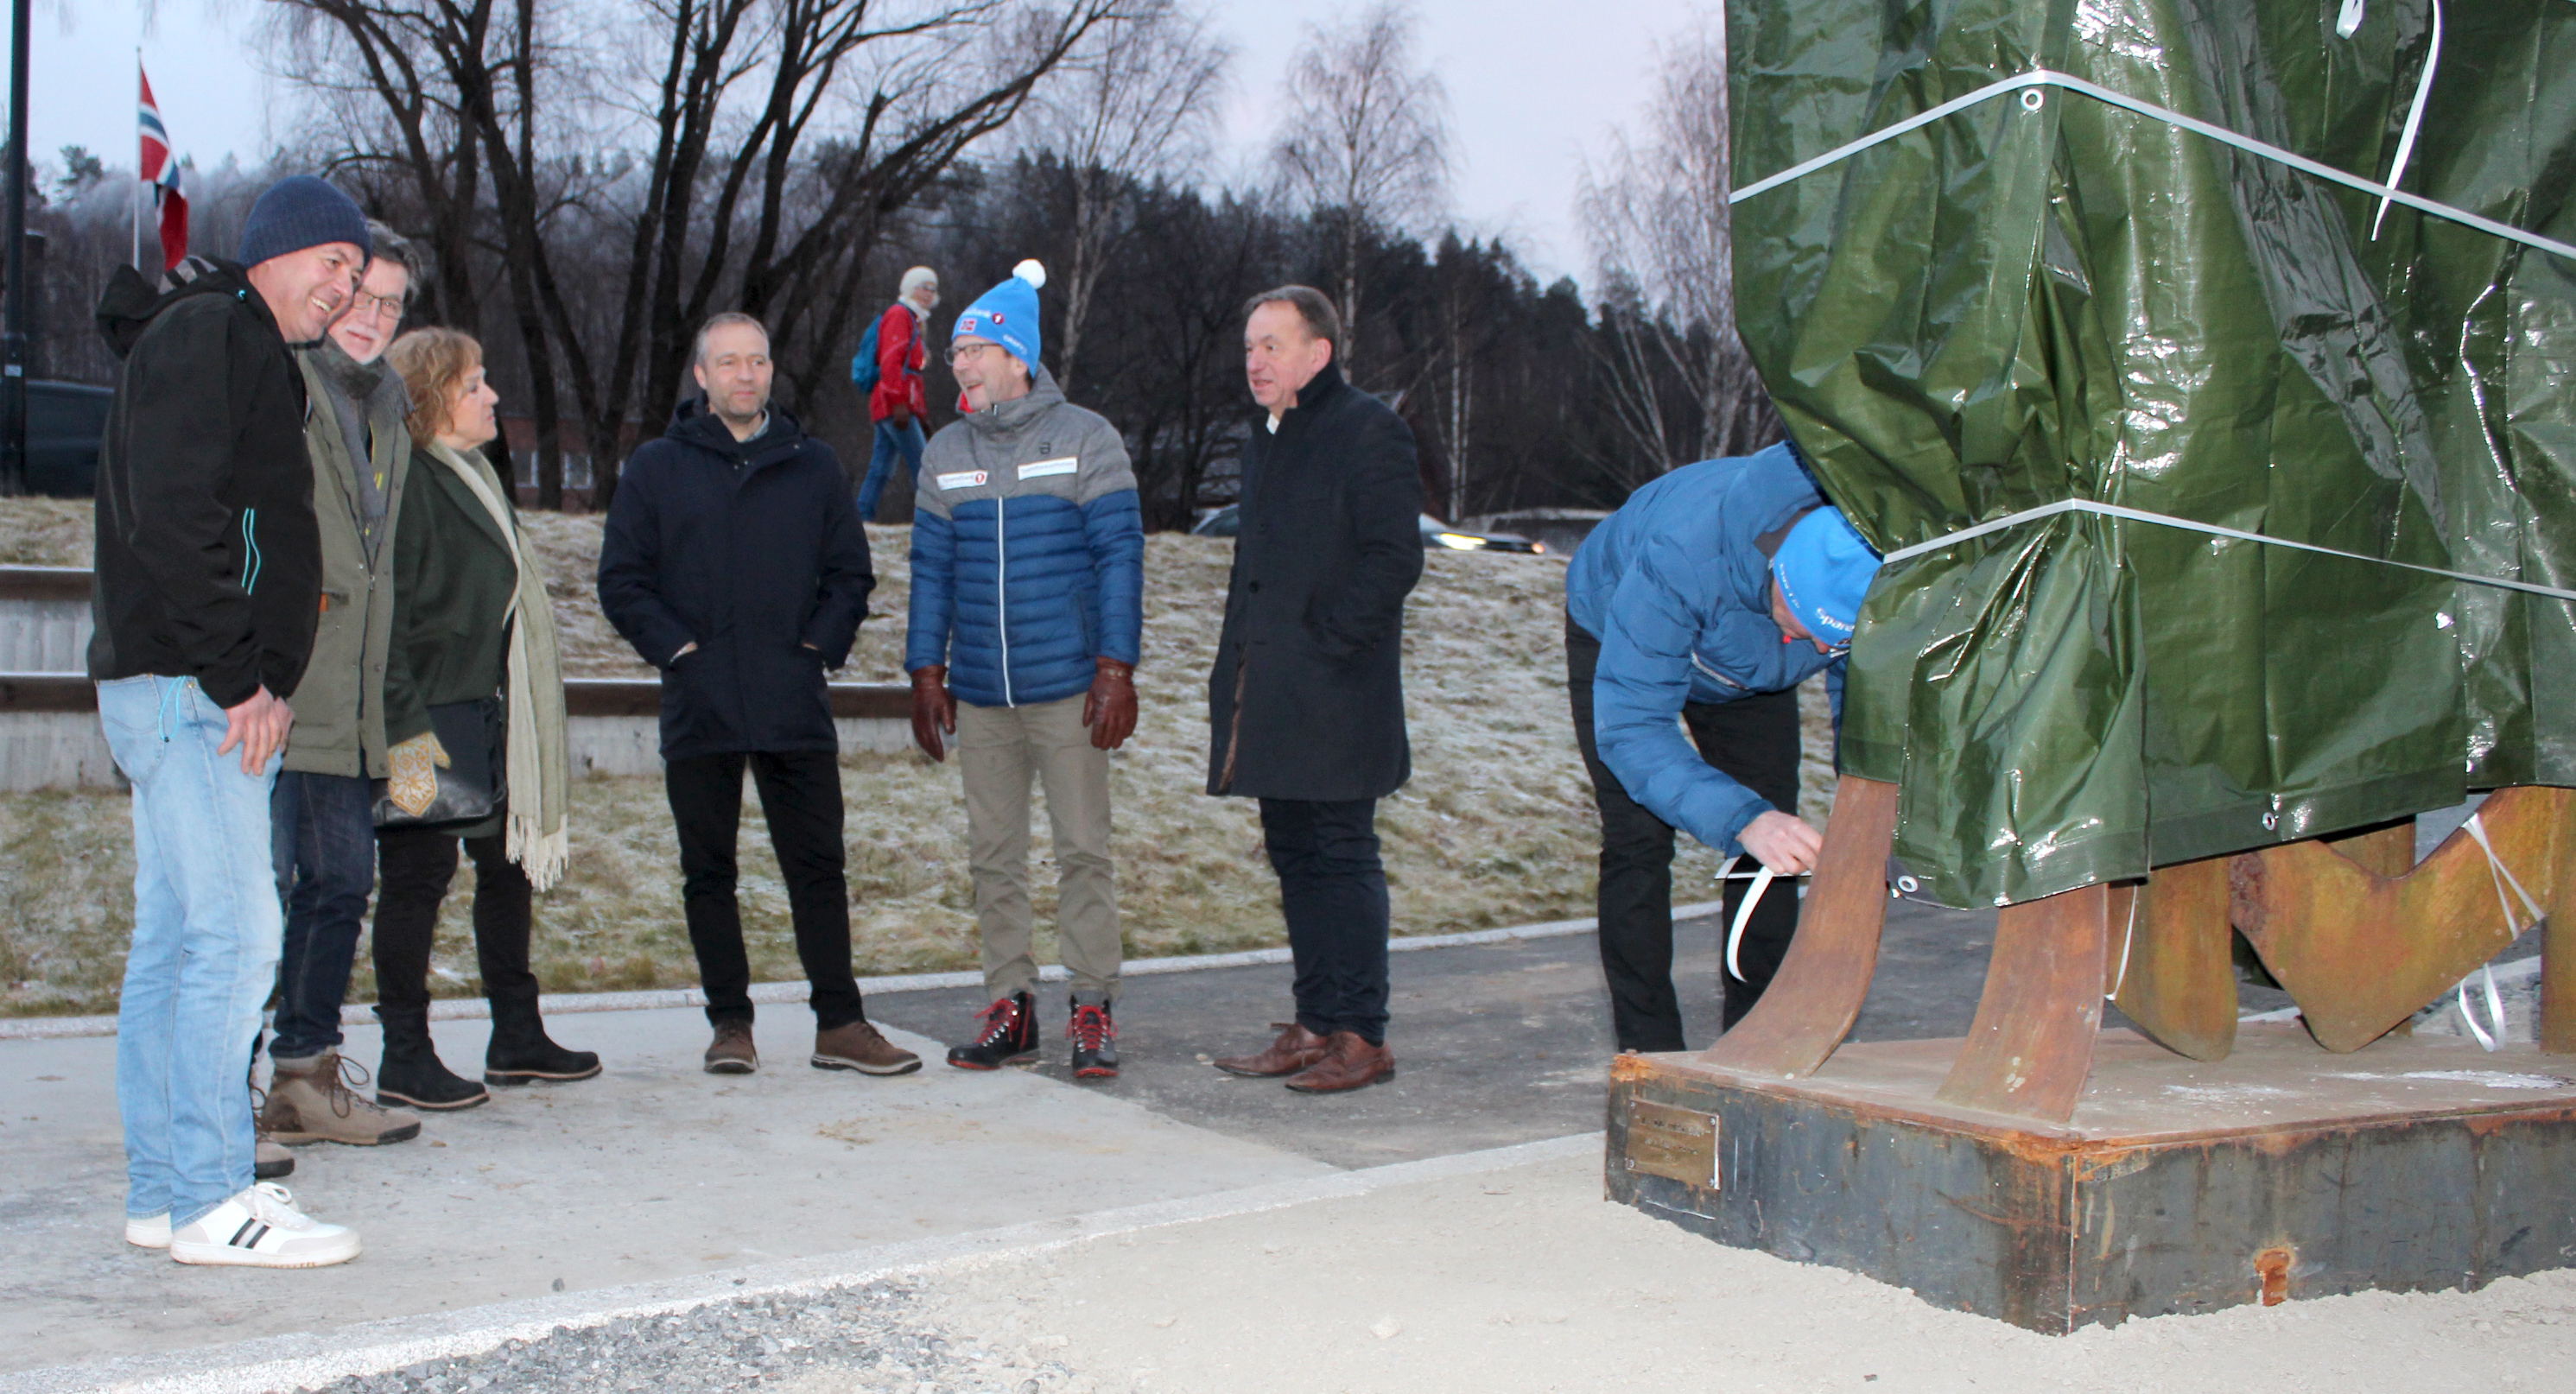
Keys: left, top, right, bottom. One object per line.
{"left": 257, "top": 221, "right": 435, "bottom": 1149}
{"left": 1562, "top": 440, "right": 1881, "bottom": 1051}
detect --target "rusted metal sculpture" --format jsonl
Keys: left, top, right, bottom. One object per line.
{"left": 1704, "top": 777, "right": 2574, "bottom": 1124}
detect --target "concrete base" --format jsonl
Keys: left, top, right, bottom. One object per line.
{"left": 1607, "top": 1024, "right": 2576, "bottom": 1333}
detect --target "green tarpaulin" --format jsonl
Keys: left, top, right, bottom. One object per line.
{"left": 1728, "top": 0, "right": 2576, "bottom": 908}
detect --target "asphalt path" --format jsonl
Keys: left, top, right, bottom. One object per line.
{"left": 858, "top": 896, "right": 2215, "bottom": 1169}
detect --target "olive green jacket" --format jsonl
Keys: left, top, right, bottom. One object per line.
{"left": 281, "top": 349, "right": 412, "bottom": 778}
{"left": 384, "top": 443, "right": 519, "bottom": 745}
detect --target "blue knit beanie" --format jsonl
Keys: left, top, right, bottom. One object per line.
{"left": 953, "top": 261, "right": 1045, "bottom": 369}
{"left": 1770, "top": 507, "right": 1881, "bottom": 648}
{"left": 238, "top": 175, "right": 373, "bottom": 269}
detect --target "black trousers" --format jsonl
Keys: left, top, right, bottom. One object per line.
{"left": 1566, "top": 618, "right": 1803, "bottom": 1050}
{"left": 373, "top": 821, "right": 535, "bottom": 1012}
{"left": 664, "top": 750, "right": 866, "bottom": 1030}
{"left": 1258, "top": 796, "right": 1392, "bottom": 1044}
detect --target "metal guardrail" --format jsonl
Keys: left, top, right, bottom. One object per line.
{"left": 0, "top": 673, "right": 910, "bottom": 718}
{"left": 0, "top": 564, "right": 87, "bottom": 601}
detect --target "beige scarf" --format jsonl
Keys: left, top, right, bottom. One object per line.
{"left": 427, "top": 442, "right": 573, "bottom": 891}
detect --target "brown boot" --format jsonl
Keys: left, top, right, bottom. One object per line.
{"left": 260, "top": 1050, "right": 423, "bottom": 1145}
{"left": 812, "top": 1021, "right": 923, "bottom": 1076}
{"left": 1212, "top": 1023, "right": 1331, "bottom": 1077}
{"left": 704, "top": 1021, "right": 758, "bottom": 1074}
{"left": 1284, "top": 1031, "right": 1396, "bottom": 1093}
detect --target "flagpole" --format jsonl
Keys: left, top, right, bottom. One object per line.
{"left": 3, "top": 0, "right": 34, "bottom": 496}
{"left": 132, "top": 52, "right": 143, "bottom": 273}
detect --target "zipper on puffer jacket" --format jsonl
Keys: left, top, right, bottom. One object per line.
{"left": 997, "top": 493, "right": 1013, "bottom": 706}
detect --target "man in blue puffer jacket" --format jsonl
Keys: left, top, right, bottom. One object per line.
{"left": 905, "top": 261, "right": 1146, "bottom": 1080}
{"left": 1564, "top": 440, "right": 1881, "bottom": 1050}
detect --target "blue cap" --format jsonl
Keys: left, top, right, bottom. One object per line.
{"left": 953, "top": 260, "right": 1045, "bottom": 370}
{"left": 238, "top": 175, "right": 372, "bottom": 269}
{"left": 1770, "top": 507, "right": 1880, "bottom": 647}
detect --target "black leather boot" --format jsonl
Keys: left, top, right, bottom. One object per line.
{"left": 484, "top": 981, "right": 603, "bottom": 1086}
{"left": 375, "top": 1003, "right": 490, "bottom": 1111}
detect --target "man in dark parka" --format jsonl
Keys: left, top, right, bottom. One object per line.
{"left": 1207, "top": 285, "right": 1423, "bottom": 1094}
{"left": 598, "top": 312, "right": 919, "bottom": 1080}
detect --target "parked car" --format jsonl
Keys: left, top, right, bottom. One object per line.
{"left": 1189, "top": 504, "right": 1545, "bottom": 554}
{"left": 20, "top": 382, "right": 114, "bottom": 497}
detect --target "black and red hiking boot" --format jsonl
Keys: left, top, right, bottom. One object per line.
{"left": 1069, "top": 998, "right": 1120, "bottom": 1080}
{"left": 946, "top": 991, "right": 1038, "bottom": 1070}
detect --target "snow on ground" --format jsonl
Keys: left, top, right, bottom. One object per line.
{"left": 2, "top": 503, "right": 1831, "bottom": 1014}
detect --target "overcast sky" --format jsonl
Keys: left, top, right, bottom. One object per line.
{"left": 3, "top": 0, "right": 1709, "bottom": 284}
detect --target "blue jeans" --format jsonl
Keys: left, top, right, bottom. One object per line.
{"left": 855, "top": 418, "right": 926, "bottom": 521}
{"left": 270, "top": 770, "right": 379, "bottom": 1061}
{"left": 97, "top": 675, "right": 282, "bottom": 1228}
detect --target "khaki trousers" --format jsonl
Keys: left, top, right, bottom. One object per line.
{"left": 956, "top": 694, "right": 1120, "bottom": 1001}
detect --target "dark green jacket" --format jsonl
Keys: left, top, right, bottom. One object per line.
{"left": 282, "top": 347, "right": 411, "bottom": 777}
{"left": 384, "top": 446, "right": 519, "bottom": 838}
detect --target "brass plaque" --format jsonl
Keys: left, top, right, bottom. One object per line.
{"left": 1625, "top": 1099, "right": 1718, "bottom": 1188}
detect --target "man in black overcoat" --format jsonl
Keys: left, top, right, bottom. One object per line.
{"left": 1207, "top": 286, "right": 1424, "bottom": 1093}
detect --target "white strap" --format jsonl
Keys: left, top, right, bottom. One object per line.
{"left": 2104, "top": 883, "right": 2141, "bottom": 1001}
{"left": 1727, "top": 865, "right": 1777, "bottom": 983}
{"left": 2453, "top": 811, "right": 2541, "bottom": 1052}
{"left": 2458, "top": 962, "right": 2507, "bottom": 1051}
{"left": 2371, "top": 1, "right": 2443, "bottom": 239}
{"left": 1730, "top": 67, "right": 2576, "bottom": 266}
{"left": 1877, "top": 497, "right": 2576, "bottom": 605}
{"left": 2336, "top": 0, "right": 2369, "bottom": 40}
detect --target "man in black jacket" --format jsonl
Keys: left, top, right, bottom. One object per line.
{"left": 89, "top": 174, "right": 370, "bottom": 1267}
{"left": 599, "top": 312, "right": 920, "bottom": 1080}
{"left": 1207, "top": 286, "right": 1424, "bottom": 1094}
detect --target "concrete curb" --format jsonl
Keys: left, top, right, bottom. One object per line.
{"left": 0, "top": 1131, "right": 1606, "bottom": 1394}
{"left": 0, "top": 906, "right": 1719, "bottom": 1042}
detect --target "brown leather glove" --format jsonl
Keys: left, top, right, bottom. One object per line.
{"left": 910, "top": 664, "right": 956, "bottom": 762}
{"left": 1083, "top": 657, "right": 1137, "bottom": 751}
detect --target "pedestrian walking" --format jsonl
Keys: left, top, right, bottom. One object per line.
{"left": 1206, "top": 286, "right": 1424, "bottom": 1094}
{"left": 1563, "top": 442, "right": 1881, "bottom": 1049}
{"left": 598, "top": 312, "right": 920, "bottom": 1078}
{"left": 89, "top": 174, "right": 369, "bottom": 1267}
{"left": 853, "top": 266, "right": 938, "bottom": 521}
{"left": 904, "top": 261, "right": 1145, "bottom": 1080}
{"left": 257, "top": 221, "right": 428, "bottom": 1149}
{"left": 365, "top": 325, "right": 602, "bottom": 1109}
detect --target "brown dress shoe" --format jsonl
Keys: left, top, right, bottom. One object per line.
{"left": 1284, "top": 1031, "right": 1396, "bottom": 1093}
{"left": 813, "top": 1021, "right": 923, "bottom": 1076}
{"left": 1212, "top": 1023, "right": 1331, "bottom": 1077}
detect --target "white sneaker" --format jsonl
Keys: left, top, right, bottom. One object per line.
{"left": 124, "top": 1213, "right": 171, "bottom": 1249}
{"left": 168, "top": 1183, "right": 361, "bottom": 1269}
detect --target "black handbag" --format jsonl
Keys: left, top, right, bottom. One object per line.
{"left": 372, "top": 696, "right": 508, "bottom": 829}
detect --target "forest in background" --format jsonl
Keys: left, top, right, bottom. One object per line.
{"left": 12, "top": 1, "right": 1779, "bottom": 525}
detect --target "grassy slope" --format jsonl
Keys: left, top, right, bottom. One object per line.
{"left": 1, "top": 501, "right": 1829, "bottom": 1015}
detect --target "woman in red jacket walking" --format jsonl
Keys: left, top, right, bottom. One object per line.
{"left": 854, "top": 266, "right": 937, "bottom": 521}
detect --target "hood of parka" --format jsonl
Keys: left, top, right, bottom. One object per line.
{"left": 662, "top": 393, "right": 811, "bottom": 464}
{"left": 96, "top": 257, "right": 278, "bottom": 360}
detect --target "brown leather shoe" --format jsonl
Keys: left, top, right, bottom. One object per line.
{"left": 1284, "top": 1031, "right": 1396, "bottom": 1093}
{"left": 704, "top": 1021, "right": 758, "bottom": 1074}
{"left": 1212, "top": 1022, "right": 1331, "bottom": 1077}
{"left": 812, "top": 1021, "right": 923, "bottom": 1076}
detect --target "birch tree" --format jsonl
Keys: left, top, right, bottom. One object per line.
{"left": 1268, "top": 0, "right": 1448, "bottom": 380}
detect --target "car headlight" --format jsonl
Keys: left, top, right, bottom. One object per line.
{"left": 1433, "top": 533, "right": 1484, "bottom": 550}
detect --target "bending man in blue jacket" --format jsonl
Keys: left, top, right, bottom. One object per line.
{"left": 1564, "top": 441, "right": 1881, "bottom": 1051}
{"left": 905, "top": 261, "right": 1146, "bottom": 1080}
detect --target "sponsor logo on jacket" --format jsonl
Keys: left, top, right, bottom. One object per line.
{"left": 936, "top": 470, "right": 989, "bottom": 491}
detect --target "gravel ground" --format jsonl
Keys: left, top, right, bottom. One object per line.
{"left": 295, "top": 1283, "right": 1090, "bottom": 1394}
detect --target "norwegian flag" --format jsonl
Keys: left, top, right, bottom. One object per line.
{"left": 138, "top": 67, "right": 188, "bottom": 270}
